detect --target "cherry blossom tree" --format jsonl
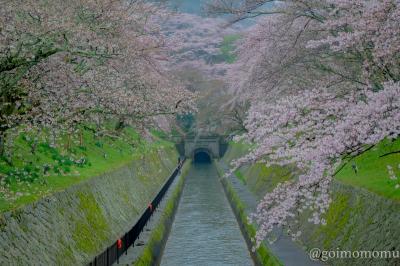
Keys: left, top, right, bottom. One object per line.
{"left": 162, "top": 13, "right": 243, "bottom": 79}
{"left": 307, "top": 0, "right": 400, "bottom": 86}
{"left": 0, "top": 0, "right": 195, "bottom": 156}
{"left": 214, "top": 0, "right": 400, "bottom": 247}
{"left": 239, "top": 81, "right": 400, "bottom": 246}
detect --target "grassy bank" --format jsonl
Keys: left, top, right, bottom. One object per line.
{"left": 0, "top": 138, "right": 179, "bottom": 265}
{"left": 223, "top": 140, "right": 400, "bottom": 265}
{"left": 224, "top": 139, "right": 400, "bottom": 201}
{"left": 335, "top": 139, "right": 400, "bottom": 200}
{"left": 0, "top": 126, "right": 176, "bottom": 212}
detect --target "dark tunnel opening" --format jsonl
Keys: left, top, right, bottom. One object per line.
{"left": 194, "top": 151, "right": 211, "bottom": 164}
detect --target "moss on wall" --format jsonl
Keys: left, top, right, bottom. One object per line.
{"left": 316, "top": 193, "right": 353, "bottom": 248}
{"left": 0, "top": 145, "right": 178, "bottom": 265}
{"left": 223, "top": 142, "right": 400, "bottom": 266}
{"left": 222, "top": 178, "right": 282, "bottom": 266}
{"left": 293, "top": 183, "right": 400, "bottom": 266}
{"left": 133, "top": 160, "right": 190, "bottom": 266}
{"left": 215, "top": 162, "right": 282, "bottom": 266}
{"left": 72, "top": 191, "right": 109, "bottom": 253}
{"left": 221, "top": 142, "right": 295, "bottom": 200}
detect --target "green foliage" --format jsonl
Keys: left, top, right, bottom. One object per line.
{"left": 219, "top": 34, "right": 241, "bottom": 64}
{"left": 0, "top": 126, "right": 175, "bottom": 212}
{"left": 4, "top": 163, "right": 42, "bottom": 184}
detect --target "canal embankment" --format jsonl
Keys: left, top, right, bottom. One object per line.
{"left": 215, "top": 162, "right": 282, "bottom": 266}
{"left": 216, "top": 160, "right": 322, "bottom": 266}
{"left": 160, "top": 162, "right": 253, "bottom": 266}
{"left": 116, "top": 160, "right": 191, "bottom": 266}
{"left": 221, "top": 142, "right": 400, "bottom": 266}
{"left": 0, "top": 146, "right": 179, "bottom": 266}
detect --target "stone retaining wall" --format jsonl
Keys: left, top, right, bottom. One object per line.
{"left": 0, "top": 147, "right": 178, "bottom": 266}
{"left": 222, "top": 143, "right": 400, "bottom": 266}
{"left": 292, "top": 182, "right": 400, "bottom": 266}
{"left": 133, "top": 160, "right": 190, "bottom": 265}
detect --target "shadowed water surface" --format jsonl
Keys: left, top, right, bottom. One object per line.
{"left": 161, "top": 163, "right": 253, "bottom": 266}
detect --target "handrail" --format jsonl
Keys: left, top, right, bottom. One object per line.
{"left": 87, "top": 159, "right": 185, "bottom": 266}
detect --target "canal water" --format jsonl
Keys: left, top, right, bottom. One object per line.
{"left": 160, "top": 162, "right": 253, "bottom": 266}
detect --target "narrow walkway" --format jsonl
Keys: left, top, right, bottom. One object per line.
{"left": 218, "top": 161, "right": 322, "bottom": 266}
{"left": 114, "top": 168, "right": 182, "bottom": 265}
{"left": 161, "top": 163, "right": 253, "bottom": 266}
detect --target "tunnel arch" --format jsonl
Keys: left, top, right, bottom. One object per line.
{"left": 193, "top": 148, "right": 212, "bottom": 163}
{"left": 183, "top": 136, "right": 221, "bottom": 159}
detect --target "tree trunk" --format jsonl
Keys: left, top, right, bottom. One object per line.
{"left": 68, "top": 134, "right": 71, "bottom": 150}
{"left": 80, "top": 129, "right": 84, "bottom": 146}
{"left": 65, "top": 134, "right": 71, "bottom": 150}
{"left": 0, "top": 132, "right": 4, "bottom": 157}
{"left": 115, "top": 116, "right": 125, "bottom": 131}
{"left": 51, "top": 130, "right": 57, "bottom": 147}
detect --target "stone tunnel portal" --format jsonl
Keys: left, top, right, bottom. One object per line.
{"left": 193, "top": 148, "right": 212, "bottom": 163}
{"left": 176, "top": 135, "right": 228, "bottom": 162}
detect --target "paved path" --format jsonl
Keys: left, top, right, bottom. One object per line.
{"left": 218, "top": 161, "right": 323, "bottom": 266}
{"left": 114, "top": 169, "right": 182, "bottom": 265}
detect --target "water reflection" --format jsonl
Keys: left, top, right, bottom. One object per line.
{"left": 161, "top": 163, "right": 253, "bottom": 266}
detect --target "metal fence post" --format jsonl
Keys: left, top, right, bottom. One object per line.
{"left": 125, "top": 234, "right": 128, "bottom": 255}
{"left": 87, "top": 160, "right": 185, "bottom": 266}
{"left": 106, "top": 247, "right": 109, "bottom": 266}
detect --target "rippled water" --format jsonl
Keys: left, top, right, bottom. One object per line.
{"left": 161, "top": 163, "right": 253, "bottom": 266}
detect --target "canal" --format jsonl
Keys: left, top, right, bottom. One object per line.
{"left": 160, "top": 162, "right": 253, "bottom": 266}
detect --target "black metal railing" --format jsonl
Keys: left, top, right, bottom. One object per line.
{"left": 87, "top": 159, "right": 185, "bottom": 266}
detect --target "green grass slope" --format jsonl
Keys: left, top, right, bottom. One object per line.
{"left": 222, "top": 141, "right": 295, "bottom": 199}
{"left": 0, "top": 126, "right": 175, "bottom": 212}
{"left": 335, "top": 139, "right": 400, "bottom": 200}
{"left": 224, "top": 139, "right": 400, "bottom": 201}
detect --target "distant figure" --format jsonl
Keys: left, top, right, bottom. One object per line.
{"left": 351, "top": 162, "right": 358, "bottom": 174}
